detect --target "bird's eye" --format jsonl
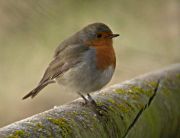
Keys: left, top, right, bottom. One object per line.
{"left": 97, "top": 34, "right": 102, "bottom": 38}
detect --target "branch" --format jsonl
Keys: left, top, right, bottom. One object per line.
{"left": 0, "top": 64, "right": 180, "bottom": 138}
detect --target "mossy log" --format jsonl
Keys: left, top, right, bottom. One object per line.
{"left": 0, "top": 64, "right": 180, "bottom": 138}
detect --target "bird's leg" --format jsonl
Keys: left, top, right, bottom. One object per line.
{"left": 87, "top": 93, "right": 97, "bottom": 106}
{"left": 87, "top": 93, "right": 108, "bottom": 116}
{"left": 78, "top": 92, "right": 88, "bottom": 104}
{"left": 79, "top": 93, "right": 108, "bottom": 116}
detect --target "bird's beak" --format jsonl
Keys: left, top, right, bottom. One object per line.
{"left": 108, "top": 34, "right": 119, "bottom": 38}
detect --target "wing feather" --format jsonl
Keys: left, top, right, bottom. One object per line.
{"left": 39, "top": 44, "right": 89, "bottom": 84}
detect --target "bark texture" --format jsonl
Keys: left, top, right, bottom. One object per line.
{"left": 0, "top": 64, "right": 180, "bottom": 138}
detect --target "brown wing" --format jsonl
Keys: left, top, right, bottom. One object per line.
{"left": 22, "top": 44, "right": 89, "bottom": 99}
{"left": 39, "top": 57, "right": 80, "bottom": 84}
{"left": 39, "top": 44, "right": 89, "bottom": 84}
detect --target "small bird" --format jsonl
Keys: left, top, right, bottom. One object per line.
{"left": 22, "top": 23, "right": 119, "bottom": 104}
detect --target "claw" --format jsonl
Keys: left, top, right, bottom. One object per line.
{"left": 87, "top": 94, "right": 108, "bottom": 116}
{"left": 78, "top": 93, "right": 109, "bottom": 116}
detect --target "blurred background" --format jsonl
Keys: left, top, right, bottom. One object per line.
{"left": 0, "top": 0, "right": 179, "bottom": 127}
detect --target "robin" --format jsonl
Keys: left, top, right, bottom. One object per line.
{"left": 22, "top": 22, "right": 119, "bottom": 104}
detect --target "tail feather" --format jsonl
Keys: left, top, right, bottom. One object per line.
{"left": 22, "top": 80, "right": 55, "bottom": 100}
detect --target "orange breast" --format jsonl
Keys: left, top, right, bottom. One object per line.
{"left": 96, "top": 46, "right": 116, "bottom": 70}
{"left": 88, "top": 39, "right": 116, "bottom": 70}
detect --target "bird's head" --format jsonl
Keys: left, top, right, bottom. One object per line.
{"left": 78, "top": 23, "right": 119, "bottom": 47}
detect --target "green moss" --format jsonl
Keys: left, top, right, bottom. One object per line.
{"left": 131, "top": 94, "right": 140, "bottom": 100}
{"left": 120, "top": 99, "right": 135, "bottom": 111}
{"left": 161, "top": 86, "right": 171, "bottom": 96}
{"left": 108, "top": 98, "right": 116, "bottom": 104}
{"left": 36, "top": 122, "right": 45, "bottom": 129}
{"left": 117, "top": 104, "right": 130, "bottom": 113}
{"left": 130, "top": 86, "right": 152, "bottom": 97}
{"left": 109, "top": 86, "right": 151, "bottom": 115}
{"left": 103, "top": 103, "right": 130, "bottom": 136}
{"left": 8, "top": 130, "right": 29, "bottom": 138}
{"left": 48, "top": 117, "right": 72, "bottom": 138}
{"left": 116, "top": 89, "right": 126, "bottom": 94}
{"left": 149, "top": 81, "right": 158, "bottom": 88}
{"left": 106, "top": 99, "right": 130, "bottom": 114}
{"left": 96, "top": 101, "right": 104, "bottom": 106}
{"left": 116, "top": 85, "right": 152, "bottom": 97}
{"left": 72, "top": 111, "right": 78, "bottom": 116}
{"left": 134, "top": 102, "right": 145, "bottom": 109}
{"left": 34, "top": 122, "right": 54, "bottom": 137}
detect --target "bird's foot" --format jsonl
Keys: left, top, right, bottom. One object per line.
{"left": 79, "top": 93, "right": 108, "bottom": 116}
{"left": 87, "top": 94, "right": 108, "bottom": 116}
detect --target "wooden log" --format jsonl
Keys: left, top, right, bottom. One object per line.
{"left": 0, "top": 64, "right": 180, "bottom": 138}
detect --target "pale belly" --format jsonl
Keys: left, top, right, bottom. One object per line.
{"left": 55, "top": 63, "right": 114, "bottom": 94}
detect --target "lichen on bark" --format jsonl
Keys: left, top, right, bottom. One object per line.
{"left": 0, "top": 64, "right": 180, "bottom": 138}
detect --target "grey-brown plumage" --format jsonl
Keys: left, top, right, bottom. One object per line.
{"left": 22, "top": 44, "right": 89, "bottom": 99}
{"left": 22, "top": 23, "right": 118, "bottom": 100}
